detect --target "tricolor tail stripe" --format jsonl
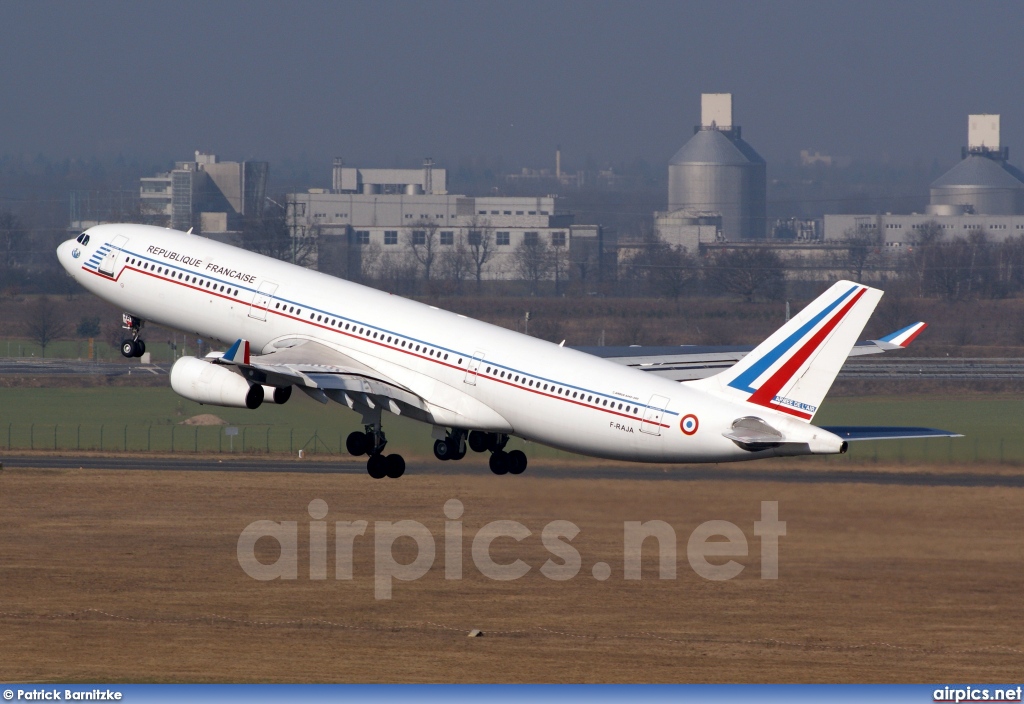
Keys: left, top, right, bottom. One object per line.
{"left": 727, "top": 284, "right": 860, "bottom": 394}
{"left": 223, "top": 339, "right": 251, "bottom": 365}
{"left": 880, "top": 322, "right": 927, "bottom": 348}
{"left": 746, "top": 286, "right": 868, "bottom": 418}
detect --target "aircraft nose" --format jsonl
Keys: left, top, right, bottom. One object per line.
{"left": 56, "top": 239, "right": 78, "bottom": 274}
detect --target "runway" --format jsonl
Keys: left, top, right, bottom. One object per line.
{"left": 4, "top": 453, "right": 1022, "bottom": 487}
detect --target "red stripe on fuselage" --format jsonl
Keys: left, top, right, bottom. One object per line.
{"left": 83, "top": 261, "right": 664, "bottom": 428}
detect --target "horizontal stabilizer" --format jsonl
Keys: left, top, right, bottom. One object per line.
{"left": 821, "top": 426, "right": 961, "bottom": 441}
{"left": 876, "top": 322, "right": 927, "bottom": 349}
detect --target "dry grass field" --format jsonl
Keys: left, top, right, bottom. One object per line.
{"left": 1, "top": 461, "right": 1023, "bottom": 683}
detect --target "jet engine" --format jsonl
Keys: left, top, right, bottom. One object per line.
{"left": 170, "top": 357, "right": 264, "bottom": 409}
{"left": 262, "top": 385, "right": 292, "bottom": 405}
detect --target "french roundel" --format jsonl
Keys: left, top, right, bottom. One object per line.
{"left": 680, "top": 414, "right": 699, "bottom": 435}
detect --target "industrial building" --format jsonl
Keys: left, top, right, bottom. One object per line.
{"left": 824, "top": 115, "right": 1024, "bottom": 244}
{"left": 140, "top": 151, "right": 268, "bottom": 233}
{"left": 655, "top": 93, "right": 767, "bottom": 248}
{"left": 287, "top": 159, "right": 603, "bottom": 283}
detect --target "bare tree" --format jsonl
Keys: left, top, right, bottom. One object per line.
{"left": 0, "top": 210, "right": 27, "bottom": 270}
{"left": 840, "top": 227, "right": 883, "bottom": 283}
{"left": 707, "top": 247, "right": 786, "bottom": 302}
{"left": 439, "top": 233, "right": 472, "bottom": 294}
{"left": 407, "top": 220, "right": 440, "bottom": 283}
{"left": 22, "top": 296, "right": 68, "bottom": 357}
{"left": 243, "top": 204, "right": 316, "bottom": 267}
{"left": 467, "top": 217, "right": 496, "bottom": 290}
{"left": 513, "top": 235, "right": 552, "bottom": 295}
{"left": 550, "top": 235, "right": 570, "bottom": 295}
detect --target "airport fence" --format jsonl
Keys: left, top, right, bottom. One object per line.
{"left": 0, "top": 422, "right": 1020, "bottom": 465}
{"left": 3, "top": 423, "right": 346, "bottom": 456}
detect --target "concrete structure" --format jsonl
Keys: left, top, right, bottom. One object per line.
{"left": 653, "top": 209, "right": 722, "bottom": 252}
{"left": 331, "top": 158, "right": 447, "bottom": 195}
{"left": 665, "top": 93, "right": 767, "bottom": 240}
{"left": 287, "top": 162, "right": 604, "bottom": 284}
{"left": 823, "top": 213, "right": 1024, "bottom": 246}
{"left": 140, "top": 152, "right": 268, "bottom": 233}
{"left": 929, "top": 116, "right": 1024, "bottom": 216}
{"left": 824, "top": 115, "right": 1024, "bottom": 243}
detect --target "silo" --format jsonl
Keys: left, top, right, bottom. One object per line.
{"left": 929, "top": 114, "right": 1024, "bottom": 215}
{"left": 668, "top": 94, "right": 766, "bottom": 240}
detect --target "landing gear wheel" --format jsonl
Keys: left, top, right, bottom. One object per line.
{"left": 489, "top": 450, "right": 510, "bottom": 475}
{"left": 433, "top": 439, "right": 452, "bottom": 461}
{"left": 448, "top": 436, "right": 467, "bottom": 461}
{"left": 384, "top": 454, "right": 406, "bottom": 478}
{"left": 134, "top": 340, "right": 146, "bottom": 357}
{"left": 120, "top": 340, "right": 138, "bottom": 358}
{"left": 367, "top": 454, "right": 387, "bottom": 479}
{"left": 347, "top": 431, "right": 369, "bottom": 456}
{"left": 507, "top": 450, "right": 527, "bottom": 475}
{"left": 468, "top": 430, "right": 488, "bottom": 453}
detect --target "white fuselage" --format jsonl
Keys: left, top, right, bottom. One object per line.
{"left": 57, "top": 224, "right": 826, "bottom": 463}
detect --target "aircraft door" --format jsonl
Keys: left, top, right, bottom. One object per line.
{"left": 98, "top": 235, "right": 128, "bottom": 276}
{"left": 640, "top": 394, "right": 669, "bottom": 436}
{"left": 464, "top": 351, "right": 485, "bottom": 385}
{"left": 249, "top": 281, "right": 278, "bottom": 321}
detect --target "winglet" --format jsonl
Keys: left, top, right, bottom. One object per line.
{"left": 877, "top": 322, "right": 927, "bottom": 349}
{"left": 222, "top": 339, "right": 251, "bottom": 365}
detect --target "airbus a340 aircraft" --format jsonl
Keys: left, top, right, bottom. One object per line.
{"left": 57, "top": 224, "right": 954, "bottom": 478}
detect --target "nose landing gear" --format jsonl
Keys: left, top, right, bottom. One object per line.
{"left": 119, "top": 313, "right": 146, "bottom": 358}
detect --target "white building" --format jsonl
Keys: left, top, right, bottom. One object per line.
{"left": 140, "top": 151, "right": 268, "bottom": 233}
{"left": 287, "top": 160, "right": 604, "bottom": 283}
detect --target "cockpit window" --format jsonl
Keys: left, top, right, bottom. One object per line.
{"left": 76, "top": 233, "right": 90, "bottom": 245}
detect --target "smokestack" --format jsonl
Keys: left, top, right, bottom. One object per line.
{"left": 556, "top": 145, "right": 562, "bottom": 180}
{"left": 332, "top": 157, "right": 344, "bottom": 192}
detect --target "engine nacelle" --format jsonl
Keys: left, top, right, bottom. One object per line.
{"left": 170, "top": 357, "right": 264, "bottom": 409}
{"left": 262, "top": 385, "right": 292, "bottom": 405}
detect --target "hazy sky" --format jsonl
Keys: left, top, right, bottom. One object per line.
{"left": 2, "top": 1, "right": 1023, "bottom": 170}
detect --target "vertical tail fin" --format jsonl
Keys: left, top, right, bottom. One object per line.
{"left": 689, "top": 281, "right": 883, "bottom": 421}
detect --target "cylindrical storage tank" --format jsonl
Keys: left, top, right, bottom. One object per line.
{"left": 925, "top": 203, "right": 969, "bottom": 216}
{"left": 362, "top": 183, "right": 381, "bottom": 195}
{"left": 405, "top": 184, "right": 424, "bottom": 195}
{"left": 929, "top": 156, "right": 1024, "bottom": 216}
{"left": 668, "top": 129, "right": 766, "bottom": 240}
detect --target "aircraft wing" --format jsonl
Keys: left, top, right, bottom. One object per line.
{"left": 572, "top": 322, "right": 927, "bottom": 382}
{"left": 211, "top": 338, "right": 429, "bottom": 418}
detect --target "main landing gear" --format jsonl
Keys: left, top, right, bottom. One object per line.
{"left": 346, "top": 424, "right": 405, "bottom": 479}
{"left": 119, "top": 313, "right": 146, "bottom": 358}
{"left": 467, "top": 430, "right": 527, "bottom": 476}
{"left": 433, "top": 429, "right": 467, "bottom": 461}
